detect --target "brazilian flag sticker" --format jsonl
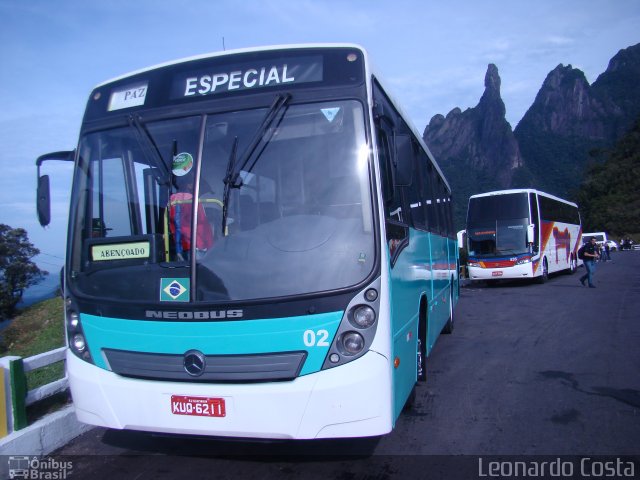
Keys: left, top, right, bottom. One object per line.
{"left": 160, "top": 278, "right": 190, "bottom": 302}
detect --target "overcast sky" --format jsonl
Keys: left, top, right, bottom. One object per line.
{"left": 1, "top": 0, "right": 638, "bottom": 269}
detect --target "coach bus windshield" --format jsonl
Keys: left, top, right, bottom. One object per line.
{"left": 68, "top": 99, "right": 374, "bottom": 303}
{"left": 467, "top": 193, "right": 529, "bottom": 257}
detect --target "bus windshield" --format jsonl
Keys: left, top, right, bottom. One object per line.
{"left": 69, "top": 99, "right": 374, "bottom": 303}
{"left": 467, "top": 193, "right": 529, "bottom": 257}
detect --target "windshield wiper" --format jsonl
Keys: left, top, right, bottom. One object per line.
{"left": 220, "top": 93, "right": 291, "bottom": 235}
{"left": 221, "top": 137, "right": 239, "bottom": 237}
{"left": 128, "top": 114, "right": 170, "bottom": 184}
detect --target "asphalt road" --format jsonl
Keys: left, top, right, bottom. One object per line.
{"left": 51, "top": 251, "right": 640, "bottom": 479}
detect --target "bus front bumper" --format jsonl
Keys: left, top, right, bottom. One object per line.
{"left": 467, "top": 262, "right": 533, "bottom": 280}
{"left": 67, "top": 349, "right": 392, "bottom": 439}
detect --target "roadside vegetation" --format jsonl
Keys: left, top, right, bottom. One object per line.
{"left": 0, "top": 224, "right": 46, "bottom": 320}
{"left": 0, "top": 296, "right": 65, "bottom": 390}
{"left": 576, "top": 117, "right": 640, "bottom": 241}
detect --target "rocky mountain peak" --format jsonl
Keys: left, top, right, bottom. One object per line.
{"left": 591, "top": 43, "right": 640, "bottom": 138}
{"left": 482, "top": 64, "right": 501, "bottom": 97}
{"left": 515, "top": 63, "right": 610, "bottom": 139}
{"left": 424, "top": 64, "right": 522, "bottom": 182}
{"left": 478, "top": 63, "right": 506, "bottom": 119}
{"left": 420, "top": 42, "right": 640, "bottom": 229}
{"left": 602, "top": 42, "right": 640, "bottom": 74}
{"left": 423, "top": 64, "right": 524, "bottom": 227}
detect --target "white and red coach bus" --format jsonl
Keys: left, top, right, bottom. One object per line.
{"left": 465, "top": 189, "right": 582, "bottom": 283}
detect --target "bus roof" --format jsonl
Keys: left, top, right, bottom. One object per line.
{"left": 94, "top": 42, "right": 451, "bottom": 192}
{"left": 95, "top": 43, "right": 369, "bottom": 88}
{"left": 469, "top": 188, "right": 578, "bottom": 208}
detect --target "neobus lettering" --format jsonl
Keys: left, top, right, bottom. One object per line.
{"left": 145, "top": 310, "right": 243, "bottom": 319}
{"left": 184, "top": 64, "right": 295, "bottom": 96}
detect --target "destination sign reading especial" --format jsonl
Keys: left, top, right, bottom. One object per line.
{"left": 171, "top": 55, "right": 323, "bottom": 98}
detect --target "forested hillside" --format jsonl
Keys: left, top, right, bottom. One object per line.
{"left": 575, "top": 117, "right": 640, "bottom": 238}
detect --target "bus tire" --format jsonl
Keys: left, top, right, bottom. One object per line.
{"left": 417, "top": 298, "right": 428, "bottom": 382}
{"left": 537, "top": 258, "right": 549, "bottom": 284}
{"left": 442, "top": 286, "right": 454, "bottom": 334}
{"left": 403, "top": 385, "right": 417, "bottom": 411}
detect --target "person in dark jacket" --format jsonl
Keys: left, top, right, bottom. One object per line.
{"left": 580, "top": 237, "right": 599, "bottom": 288}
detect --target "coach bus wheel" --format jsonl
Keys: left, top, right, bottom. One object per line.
{"left": 405, "top": 335, "right": 424, "bottom": 411}
{"left": 537, "top": 258, "right": 549, "bottom": 284}
{"left": 417, "top": 307, "right": 427, "bottom": 382}
{"left": 403, "top": 385, "right": 417, "bottom": 411}
{"left": 442, "top": 288, "right": 454, "bottom": 334}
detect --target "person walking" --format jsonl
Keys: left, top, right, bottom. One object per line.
{"left": 580, "top": 237, "right": 599, "bottom": 288}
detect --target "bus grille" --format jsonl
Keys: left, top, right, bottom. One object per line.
{"left": 103, "top": 348, "right": 307, "bottom": 382}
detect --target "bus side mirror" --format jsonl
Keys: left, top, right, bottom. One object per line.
{"left": 527, "top": 224, "right": 535, "bottom": 243}
{"left": 37, "top": 174, "right": 51, "bottom": 226}
{"left": 35, "top": 149, "right": 75, "bottom": 227}
{"left": 394, "top": 134, "right": 413, "bottom": 187}
{"left": 457, "top": 229, "right": 466, "bottom": 249}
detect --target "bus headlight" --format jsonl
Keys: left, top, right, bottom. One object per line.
{"left": 364, "top": 288, "right": 378, "bottom": 302}
{"left": 69, "top": 312, "right": 80, "bottom": 329}
{"left": 467, "top": 261, "right": 480, "bottom": 268}
{"left": 339, "top": 332, "right": 365, "bottom": 356}
{"left": 72, "top": 334, "right": 87, "bottom": 353}
{"left": 66, "top": 304, "right": 93, "bottom": 363}
{"left": 350, "top": 305, "right": 376, "bottom": 328}
{"left": 516, "top": 257, "right": 531, "bottom": 265}
{"left": 321, "top": 279, "right": 381, "bottom": 370}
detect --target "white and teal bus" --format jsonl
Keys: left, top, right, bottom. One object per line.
{"left": 36, "top": 44, "right": 458, "bottom": 439}
{"left": 465, "top": 189, "right": 582, "bottom": 283}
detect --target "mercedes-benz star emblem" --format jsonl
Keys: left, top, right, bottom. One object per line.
{"left": 183, "top": 350, "right": 206, "bottom": 377}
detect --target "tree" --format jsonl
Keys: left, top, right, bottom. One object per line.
{"left": 0, "top": 224, "right": 47, "bottom": 319}
{"left": 575, "top": 117, "right": 640, "bottom": 238}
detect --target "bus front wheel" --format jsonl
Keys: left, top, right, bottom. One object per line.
{"left": 537, "top": 258, "right": 549, "bottom": 284}
{"left": 442, "top": 286, "right": 454, "bottom": 334}
{"left": 417, "top": 301, "right": 427, "bottom": 381}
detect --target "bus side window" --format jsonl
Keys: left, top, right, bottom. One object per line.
{"left": 407, "top": 140, "right": 426, "bottom": 230}
{"left": 420, "top": 154, "right": 432, "bottom": 231}
{"left": 377, "top": 131, "right": 394, "bottom": 211}
{"left": 446, "top": 194, "right": 454, "bottom": 238}
{"left": 377, "top": 130, "right": 405, "bottom": 222}
{"left": 425, "top": 162, "right": 440, "bottom": 234}
{"left": 438, "top": 178, "right": 449, "bottom": 236}
{"left": 376, "top": 128, "right": 408, "bottom": 262}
